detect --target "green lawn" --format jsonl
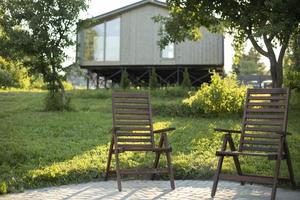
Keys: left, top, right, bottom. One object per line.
{"left": 0, "top": 89, "right": 300, "bottom": 193}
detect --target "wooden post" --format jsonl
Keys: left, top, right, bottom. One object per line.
{"left": 177, "top": 67, "right": 180, "bottom": 85}
{"left": 86, "top": 74, "right": 90, "bottom": 90}
{"left": 96, "top": 73, "right": 100, "bottom": 89}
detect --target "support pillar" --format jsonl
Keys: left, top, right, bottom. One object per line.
{"left": 96, "top": 73, "right": 100, "bottom": 89}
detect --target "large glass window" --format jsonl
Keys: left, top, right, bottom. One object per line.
{"left": 83, "top": 24, "right": 104, "bottom": 61}
{"left": 105, "top": 18, "right": 120, "bottom": 61}
{"left": 82, "top": 18, "right": 120, "bottom": 62}
{"left": 162, "top": 43, "right": 175, "bottom": 59}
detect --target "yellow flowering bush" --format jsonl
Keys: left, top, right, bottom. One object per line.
{"left": 183, "top": 72, "right": 247, "bottom": 114}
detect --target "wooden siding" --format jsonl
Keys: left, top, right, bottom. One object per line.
{"left": 79, "top": 3, "right": 224, "bottom": 66}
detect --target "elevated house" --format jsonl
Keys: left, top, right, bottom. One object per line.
{"left": 76, "top": 0, "right": 224, "bottom": 87}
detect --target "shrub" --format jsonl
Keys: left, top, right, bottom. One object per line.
{"left": 62, "top": 81, "right": 73, "bottom": 90}
{"left": 45, "top": 91, "right": 73, "bottom": 111}
{"left": 120, "top": 70, "right": 130, "bottom": 90}
{"left": 0, "top": 57, "right": 31, "bottom": 89}
{"left": 284, "top": 65, "right": 300, "bottom": 90}
{"left": 149, "top": 68, "right": 159, "bottom": 89}
{"left": 0, "top": 69, "right": 14, "bottom": 88}
{"left": 183, "top": 72, "right": 247, "bottom": 114}
{"left": 0, "top": 181, "right": 7, "bottom": 194}
{"left": 181, "top": 68, "right": 192, "bottom": 89}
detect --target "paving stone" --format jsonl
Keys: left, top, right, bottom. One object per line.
{"left": 0, "top": 180, "right": 299, "bottom": 200}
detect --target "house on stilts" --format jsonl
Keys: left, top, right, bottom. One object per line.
{"left": 76, "top": 0, "right": 224, "bottom": 88}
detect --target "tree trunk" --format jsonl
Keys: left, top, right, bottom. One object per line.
{"left": 270, "top": 60, "right": 283, "bottom": 88}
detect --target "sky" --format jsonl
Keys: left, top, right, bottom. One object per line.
{"left": 65, "top": 0, "right": 242, "bottom": 73}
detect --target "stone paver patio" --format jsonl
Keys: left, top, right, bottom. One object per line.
{"left": 0, "top": 180, "right": 299, "bottom": 200}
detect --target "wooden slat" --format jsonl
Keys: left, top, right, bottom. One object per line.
{"left": 219, "top": 174, "right": 274, "bottom": 184}
{"left": 216, "top": 150, "right": 277, "bottom": 157}
{"left": 248, "top": 96, "right": 286, "bottom": 100}
{"left": 115, "top": 105, "right": 149, "bottom": 109}
{"left": 118, "top": 144, "right": 153, "bottom": 150}
{"left": 115, "top": 110, "right": 149, "bottom": 115}
{"left": 115, "top": 121, "right": 150, "bottom": 125}
{"left": 241, "top": 146, "right": 278, "bottom": 152}
{"left": 241, "top": 140, "right": 279, "bottom": 146}
{"left": 114, "top": 99, "right": 149, "bottom": 104}
{"left": 248, "top": 88, "right": 287, "bottom": 94}
{"left": 243, "top": 133, "right": 281, "bottom": 139}
{"left": 246, "top": 108, "right": 286, "bottom": 113}
{"left": 245, "top": 120, "right": 283, "bottom": 126}
{"left": 245, "top": 114, "right": 284, "bottom": 119}
{"left": 244, "top": 127, "right": 282, "bottom": 132}
{"left": 115, "top": 115, "right": 149, "bottom": 120}
{"left": 118, "top": 138, "right": 151, "bottom": 143}
{"left": 116, "top": 127, "right": 151, "bottom": 131}
{"left": 113, "top": 92, "right": 149, "bottom": 98}
{"left": 247, "top": 102, "right": 285, "bottom": 106}
{"left": 116, "top": 132, "right": 151, "bottom": 137}
{"left": 115, "top": 168, "right": 168, "bottom": 174}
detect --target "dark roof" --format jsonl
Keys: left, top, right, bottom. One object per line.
{"left": 88, "top": 0, "right": 167, "bottom": 21}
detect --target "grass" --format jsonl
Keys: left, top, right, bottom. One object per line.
{"left": 0, "top": 89, "right": 300, "bottom": 193}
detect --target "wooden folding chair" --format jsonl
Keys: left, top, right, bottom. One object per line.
{"left": 105, "top": 92, "right": 175, "bottom": 191}
{"left": 211, "top": 88, "right": 296, "bottom": 200}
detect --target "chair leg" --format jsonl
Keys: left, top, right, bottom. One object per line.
{"left": 105, "top": 136, "right": 114, "bottom": 181}
{"left": 211, "top": 155, "right": 224, "bottom": 197}
{"left": 163, "top": 133, "right": 175, "bottom": 189}
{"left": 211, "top": 135, "right": 228, "bottom": 197}
{"left": 271, "top": 139, "right": 284, "bottom": 200}
{"left": 151, "top": 135, "right": 164, "bottom": 180}
{"left": 271, "top": 157, "right": 281, "bottom": 200}
{"left": 115, "top": 150, "right": 122, "bottom": 192}
{"left": 227, "top": 136, "right": 244, "bottom": 185}
{"left": 284, "top": 140, "right": 296, "bottom": 187}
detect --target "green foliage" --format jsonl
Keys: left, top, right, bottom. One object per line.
{"left": 0, "top": 90, "right": 300, "bottom": 193}
{"left": 0, "top": 181, "right": 7, "bottom": 194}
{"left": 181, "top": 68, "right": 192, "bottom": 89}
{"left": 234, "top": 48, "right": 267, "bottom": 75}
{"left": 149, "top": 68, "right": 159, "bottom": 90}
{"left": 120, "top": 70, "right": 130, "bottom": 90}
{"left": 0, "top": 69, "right": 14, "bottom": 88}
{"left": 0, "top": 56, "right": 31, "bottom": 89}
{"left": 156, "top": 0, "right": 300, "bottom": 87}
{"left": 284, "top": 33, "right": 300, "bottom": 90}
{"left": 45, "top": 91, "right": 73, "bottom": 111}
{"left": 0, "top": 0, "right": 87, "bottom": 95}
{"left": 183, "top": 73, "right": 247, "bottom": 114}
{"left": 62, "top": 81, "right": 73, "bottom": 90}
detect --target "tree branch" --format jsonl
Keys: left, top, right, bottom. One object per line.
{"left": 263, "top": 34, "right": 276, "bottom": 61}
{"left": 278, "top": 43, "right": 288, "bottom": 67}
{"left": 248, "top": 35, "right": 269, "bottom": 58}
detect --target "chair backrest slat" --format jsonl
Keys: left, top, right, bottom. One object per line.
{"left": 112, "top": 92, "right": 154, "bottom": 149}
{"left": 239, "top": 88, "right": 289, "bottom": 153}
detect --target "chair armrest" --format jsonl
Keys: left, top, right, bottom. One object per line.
{"left": 214, "top": 128, "right": 242, "bottom": 134}
{"left": 153, "top": 127, "right": 176, "bottom": 134}
{"left": 276, "top": 131, "right": 292, "bottom": 136}
{"left": 109, "top": 127, "right": 120, "bottom": 134}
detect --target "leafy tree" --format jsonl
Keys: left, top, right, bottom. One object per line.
{"left": 120, "top": 70, "right": 130, "bottom": 90}
{"left": 234, "top": 47, "right": 267, "bottom": 75}
{"left": 181, "top": 67, "right": 192, "bottom": 89}
{"left": 284, "top": 33, "right": 300, "bottom": 90}
{"left": 149, "top": 68, "right": 159, "bottom": 89}
{"left": 155, "top": 0, "right": 300, "bottom": 87}
{"left": 0, "top": 0, "right": 87, "bottom": 108}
